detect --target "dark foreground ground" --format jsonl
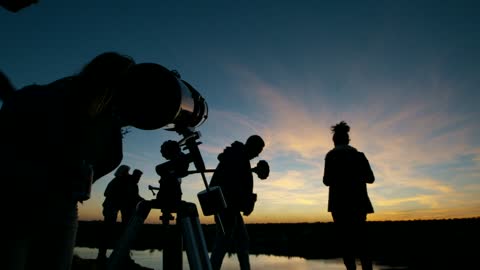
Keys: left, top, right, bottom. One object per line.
{"left": 74, "top": 217, "right": 479, "bottom": 269}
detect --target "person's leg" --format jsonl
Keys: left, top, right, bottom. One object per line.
{"left": 98, "top": 207, "right": 118, "bottom": 260}
{"left": 234, "top": 213, "right": 250, "bottom": 270}
{"left": 210, "top": 211, "right": 234, "bottom": 270}
{"left": 356, "top": 213, "right": 372, "bottom": 270}
{"left": 119, "top": 207, "right": 136, "bottom": 262}
{"left": 332, "top": 212, "right": 356, "bottom": 270}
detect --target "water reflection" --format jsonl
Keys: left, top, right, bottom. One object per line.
{"left": 74, "top": 247, "right": 396, "bottom": 270}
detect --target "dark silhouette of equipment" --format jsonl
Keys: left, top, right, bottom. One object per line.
{"left": 0, "top": 0, "right": 38, "bottom": 12}
{"left": 114, "top": 64, "right": 208, "bottom": 131}
{"left": 103, "top": 65, "right": 219, "bottom": 270}
{"left": 107, "top": 129, "right": 227, "bottom": 270}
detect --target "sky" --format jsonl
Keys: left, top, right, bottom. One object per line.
{"left": 1, "top": 0, "right": 479, "bottom": 224}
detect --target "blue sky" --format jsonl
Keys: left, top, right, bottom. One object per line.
{"left": 1, "top": 0, "right": 479, "bottom": 223}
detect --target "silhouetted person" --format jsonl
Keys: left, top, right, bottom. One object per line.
{"left": 97, "top": 165, "right": 144, "bottom": 262}
{"left": 122, "top": 169, "right": 145, "bottom": 221}
{"left": 323, "top": 121, "right": 375, "bottom": 270}
{"left": 1, "top": 52, "right": 135, "bottom": 270}
{"left": 209, "top": 135, "right": 267, "bottom": 270}
{"left": 155, "top": 140, "right": 190, "bottom": 218}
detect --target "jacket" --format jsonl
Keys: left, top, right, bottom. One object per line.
{"left": 323, "top": 145, "right": 375, "bottom": 214}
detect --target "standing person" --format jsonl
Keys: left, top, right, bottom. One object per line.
{"left": 323, "top": 121, "right": 375, "bottom": 270}
{"left": 1, "top": 52, "right": 135, "bottom": 270}
{"left": 121, "top": 169, "right": 145, "bottom": 224}
{"left": 209, "top": 135, "right": 267, "bottom": 270}
{"left": 97, "top": 166, "right": 144, "bottom": 263}
{"left": 97, "top": 165, "right": 130, "bottom": 261}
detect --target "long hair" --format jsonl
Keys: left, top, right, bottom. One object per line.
{"left": 75, "top": 52, "right": 135, "bottom": 108}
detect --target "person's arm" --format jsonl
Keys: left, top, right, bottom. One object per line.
{"left": 359, "top": 152, "right": 375, "bottom": 184}
{"left": 85, "top": 117, "right": 124, "bottom": 182}
{"left": 104, "top": 180, "right": 114, "bottom": 197}
{"left": 323, "top": 153, "right": 332, "bottom": 186}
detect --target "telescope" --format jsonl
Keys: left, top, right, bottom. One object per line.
{"left": 107, "top": 64, "right": 222, "bottom": 270}
{"left": 113, "top": 62, "right": 208, "bottom": 132}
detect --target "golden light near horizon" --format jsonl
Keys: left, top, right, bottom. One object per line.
{"left": 1, "top": 1, "right": 472, "bottom": 225}
{"left": 76, "top": 66, "right": 480, "bottom": 223}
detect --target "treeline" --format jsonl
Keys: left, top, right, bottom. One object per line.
{"left": 76, "top": 217, "right": 479, "bottom": 269}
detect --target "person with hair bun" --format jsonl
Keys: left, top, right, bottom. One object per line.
{"left": 323, "top": 121, "right": 375, "bottom": 270}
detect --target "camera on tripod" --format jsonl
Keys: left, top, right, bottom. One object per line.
{"left": 148, "top": 139, "right": 192, "bottom": 220}
{"left": 149, "top": 133, "right": 227, "bottom": 220}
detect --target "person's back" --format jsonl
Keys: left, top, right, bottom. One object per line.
{"left": 210, "top": 140, "right": 253, "bottom": 212}
{"left": 103, "top": 175, "right": 126, "bottom": 210}
{"left": 209, "top": 135, "right": 265, "bottom": 270}
{"left": 323, "top": 121, "right": 375, "bottom": 270}
{"left": 103, "top": 165, "right": 131, "bottom": 212}
{"left": 122, "top": 169, "right": 144, "bottom": 216}
{"left": 324, "top": 145, "right": 374, "bottom": 214}
{"left": 1, "top": 77, "right": 88, "bottom": 211}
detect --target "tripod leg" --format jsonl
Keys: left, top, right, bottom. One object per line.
{"left": 107, "top": 200, "right": 151, "bottom": 270}
{"left": 163, "top": 221, "right": 183, "bottom": 270}
{"left": 191, "top": 215, "right": 212, "bottom": 270}
{"left": 179, "top": 202, "right": 213, "bottom": 270}
{"left": 181, "top": 217, "right": 203, "bottom": 270}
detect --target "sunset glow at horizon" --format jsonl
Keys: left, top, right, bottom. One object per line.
{"left": 2, "top": 1, "right": 479, "bottom": 224}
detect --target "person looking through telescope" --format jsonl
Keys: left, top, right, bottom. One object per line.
{"left": 209, "top": 135, "right": 269, "bottom": 270}
{"left": 1, "top": 52, "right": 134, "bottom": 270}
{"left": 0, "top": 52, "right": 209, "bottom": 270}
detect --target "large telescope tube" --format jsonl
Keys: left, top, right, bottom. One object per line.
{"left": 114, "top": 63, "right": 208, "bottom": 131}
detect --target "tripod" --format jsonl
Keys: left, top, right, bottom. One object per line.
{"left": 107, "top": 129, "right": 225, "bottom": 270}
{"left": 106, "top": 197, "right": 212, "bottom": 270}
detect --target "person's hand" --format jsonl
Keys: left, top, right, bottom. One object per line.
{"left": 252, "top": 160, "right": 269, "bottom": 180}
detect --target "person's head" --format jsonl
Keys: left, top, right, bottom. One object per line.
{"left": 160, "top": 140, "right": 182, "bottom": 160}
{"left": 76, "top": 52, "right": 135, "bottom": 119}
{"left": 245, "top": 135, "right": 265, "bottom": 160}
{"left": 131, "top": 169, "right": 143, "bottom": 182}
{"left": 331, "top": 121, "right": 350, "bottom": 146}
{"left": 114, "top": 164, "right": 131, "bottom": 177}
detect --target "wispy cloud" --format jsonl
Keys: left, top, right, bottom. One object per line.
{"left": 213, "top": 63, "right": 480, "bottom": 222}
